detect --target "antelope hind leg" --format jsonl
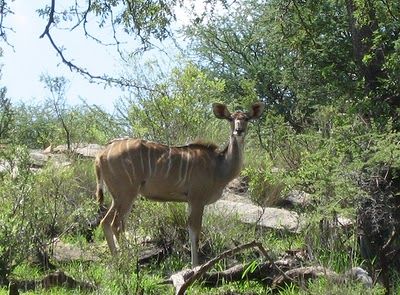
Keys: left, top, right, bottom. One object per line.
{"left": 101, "top": 204, "right": 119, "bottom": 255}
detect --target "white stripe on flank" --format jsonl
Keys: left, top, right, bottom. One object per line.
{"left": 139, "top": 145, "right": 145, "bottom": 175}
{"left": 126, "top": 140, "right": 136, "bottom": 177}
{"left": 178, "top": 151, "right": 191, "bottom": 187}
{"left": 147, "top": 147, "right": 152, "bottom": 177}
{"left": 175, "top": 151, "right": 185, "bottom": 187}
{"left": 106, "top": 142, "right": 115, "bottom": 176}
{"left": 121, "top": 157, "right": 134, "bottom": 185}
{"left": 118, "top": 143, "right": 133, "bottom": 184}
{"left": 165, "top": 148, "right": 173, "bottom": 178}
{"left": 188, "top": 164, "right": 195, "bottom": 183}
{"left": 153, "top": 149, "right": 159, "bottom": 176}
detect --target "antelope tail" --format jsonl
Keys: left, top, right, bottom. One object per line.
{"left": 95, "top": 156, "right": 105, "bottom": 205}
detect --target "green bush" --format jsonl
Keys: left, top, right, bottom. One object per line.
{"left": 125, "top": 63, "right": 228, "bottom": 145}
{"left": 242, "top": 104, "right": 400, "bottom": 290}
{"left": 0, "top": 146, "right": 97, "bottom": 286}
{"left": 32, "top": 160, "right": 97, "bottom": 237}
{"left": 0, "top": 145, "right": 36, "bottom": 285}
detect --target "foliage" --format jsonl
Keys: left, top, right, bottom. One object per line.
{"left": 243, "top": 105, "right": 400, "bottom": 291}
{"left": 120, "top": 63, "right": 227, "bottom": 145}
{"left": 0, "top": 145, "right": 35, "bottom": 285}
{"left": 12, "top": 103, "right": 59, "bottom": 149}
{"left": 0, "top": 90, "right": 13, "bottom": 142}
{"left": 10, "top": 102, "right": 123, "bottom": 149}
{"left": 186, "top": 0, "right": 400, "bottom": 127}
{"left": 1, "top": 0, "right": 400, "bottom": 293}
{"left": 0, "top": 145, "right": 96, "bottom": 285}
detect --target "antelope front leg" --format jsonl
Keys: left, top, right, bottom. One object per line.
{"left": 187, "top": 202, "right": 205, "bottom": 267}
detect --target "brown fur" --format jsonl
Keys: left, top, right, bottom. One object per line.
{"left": 94, "top": 157, "right": 104, "bottom": 205}
{"left": 95, "top": 102, "right": 265, "bottom": 266}
{"left": 187, "top": 140, "right": 219, "bottom": 151}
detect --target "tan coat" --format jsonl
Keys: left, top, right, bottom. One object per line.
{"left": 95, "top": 102, "right": 265, "bottom": 266}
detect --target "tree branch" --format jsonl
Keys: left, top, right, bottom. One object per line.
{"left": 0, "top": 0, "right": 15, "bottom": 48}
{"left": 163, "top": 241, "right": 279, "bottom": 295}
{"left": 38, "top": 1, "right": 168, "bottom": 94}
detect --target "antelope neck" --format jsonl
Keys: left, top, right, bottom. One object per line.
{"left": 218, "top": 134, "right": 245, "bottom": 183}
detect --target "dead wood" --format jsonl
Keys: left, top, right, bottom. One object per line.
{"left": 272, "top": 266, "right": 341, "bottom": 289}
{"left": 162, "top": 241, "right": 372, "bottom": 294}
{"left": 163, "top": 240, "right": 275, "bottom": 295}
{"left": 138, "top": 242, "right": 172, "bottom": 265}
{"left": 202, "top": 262, "right": 276, "bottom": 286}
{"left": 8, "top": 270, "right": 95, "bottom": 295}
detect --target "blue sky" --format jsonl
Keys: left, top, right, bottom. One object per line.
{"left": 1, "top": 1, "right": 184, "bottom": 112}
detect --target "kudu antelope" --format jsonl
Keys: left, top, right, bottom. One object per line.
{"left": 95, "top": 102, "right": 265, "bottom": 266}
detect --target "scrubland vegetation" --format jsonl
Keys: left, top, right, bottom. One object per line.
{"left": 1, "top": 0, "right": 400, "bottom": 294}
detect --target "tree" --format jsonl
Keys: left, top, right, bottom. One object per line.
{"left": 0, "top": 0, "right": 218, "bottom": 90}
{"left": 0, "top": 47, "right": 13, "bottom": 142}
{"left": 116, "top": 62, "right": 226, "bottom": 145}
{"left": 0, "top": 0, "right": 13, "bottom": 47}
{"left": 185, "top": 2, "right": 400, "bottom": 291}
{"left": 185, "top": 0, "right": 400, "bottom": 127}
{"left": 12, "top": 103, "right": 58, "bottom": 149}
{"left": 41, "top": 75, "right": 73, "bottom": 150}
{"left": 0, "top": 89, "right": 13, "bottom": 142}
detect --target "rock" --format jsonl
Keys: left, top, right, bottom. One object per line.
{"left": 43, "top": 145, "right": 53, "bottom": 154}
{"left": 221, "top": 191, "right": 253, "bottom": 204}
{"left": 0, "top": 161, "right": 10, "bottom": 175}
{"left": 29, "top": 150, "right": 49, "bottom": 167}
{"left": 51, "top": 239, "right": 100, "bottom": 262}
{"left": 207, "top": 197, "right": 301, "bottom": 232}
{"left": 345, "top": 267, "right": 373, "bottom": 288}
{"left": 53, "top": 143, "right": 104, "bottom": 158}
{"left": 74, "top": 144, "right": 104, "bottom": 158}
{"left": 280, "top": 190, "right": 312, "bottom": 208}
{"left": 225, "top": 177, "right": 249, "bottom": 195}
{"left": 29, "top": 150, "right": 71, "bottom": 168}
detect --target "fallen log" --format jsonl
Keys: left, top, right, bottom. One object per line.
{"left": 272, "top": 265, "right": 373, "bottom": 289}
{"left": 272, "top": 266, "right": 340, "bottom": 288}
{"left": 162, "top": 241, "right": 372, "bottom": 294}
{"left": 162, "top": 240, "right": 274, "bottom": 295}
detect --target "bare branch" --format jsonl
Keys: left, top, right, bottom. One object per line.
{"left": 9, "top": 270, "right": 95, "bottom": 294}
{"left": 0, "top": 0, "right": 15, "bottom": 49}
{"left": 380, "top": 0, "right": 399, "bottom": 21}
{"left": 39, "top": 0, "right": 56, "bottom": 39}
{"left": 38, "top": 1, "right": 174, "bottom": 93}
{"left": 70, "top": 0, "right": 89, "bottom": 31}
{"left": 165, "top": 241, "right": 270, "bottom": 295}
{"left": 106, "top": 2, "right": 127, "bottom": 62}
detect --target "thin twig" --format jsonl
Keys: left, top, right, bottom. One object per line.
{"left": 39, "top": 0, "right": 163, "bottom": 93}
{"left": 164, "top": 241, "right": 288, "bottom": 295}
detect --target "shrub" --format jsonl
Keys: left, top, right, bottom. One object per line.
{"left": 0, "top": 145, "right": 35, "bottom": 285}
{"left": 242, "top": 106, "right": 400, "bottom": 274}
{"left": 0, "top": 146, "right": 96, "bottom": 286}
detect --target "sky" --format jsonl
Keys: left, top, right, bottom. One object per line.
{"left": 1, "top": 1, "right": 184, "bottom": 112}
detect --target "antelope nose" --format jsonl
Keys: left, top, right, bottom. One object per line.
{"left": 233, "top": 128, "right": 244, "bottom": 135}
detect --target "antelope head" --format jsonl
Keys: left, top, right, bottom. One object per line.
{"left": 212, "top": 102, "right": 265, "bottom": 139}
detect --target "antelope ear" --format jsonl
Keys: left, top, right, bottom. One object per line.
{"left": 212, "top": 103, "right": 231, "bottom": 120}
{"left": 248, "top": 102, "right": 265, "bottom": 120}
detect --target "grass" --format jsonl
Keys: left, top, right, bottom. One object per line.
{"left": 2, "top": 189, "right": 382, "bottom": 295}
{"left": 5, "top": 249, "right": 381, "bottom": 294}
{"left": 5, "top": 205, "right": 380, "bottom": 295}
{"left": 0, "top": 165, "right": 386, "bottom": 294}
